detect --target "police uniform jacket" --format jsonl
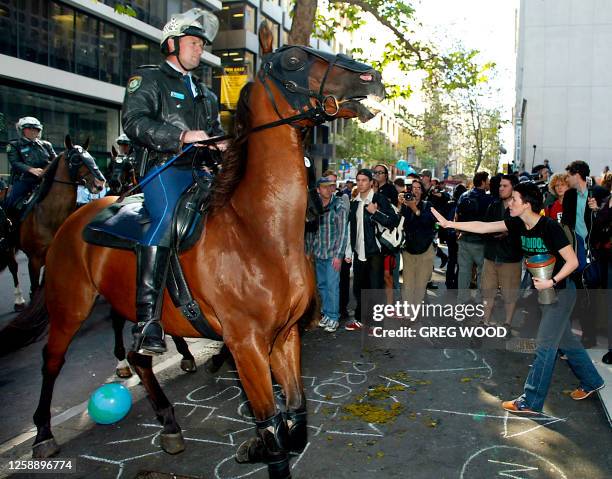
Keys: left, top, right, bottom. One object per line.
{"left": 121, "top": 62, "right": 224, "bottom": 165}
{"left": 6, "top": 137, "right": 56, "bottom": 182}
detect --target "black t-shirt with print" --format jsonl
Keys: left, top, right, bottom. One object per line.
{"left": 504, "top": 215, "right": 571, "bottom": 289}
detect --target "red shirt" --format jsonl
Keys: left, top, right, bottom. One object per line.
{"left": 546, "top": 199, "right": 563, "bottom": 223}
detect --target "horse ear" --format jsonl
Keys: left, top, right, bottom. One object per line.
{"left": 65, "top": 135, "right": 73, "bottom": 149}
{"left": 258, "top": 21, "right": 274, "bottom": 55}
{"left": 83, "top": 137, "right": 90, "bottom": 151}
{"left": 111, "top": 145, "right": 118, "bottom": 159}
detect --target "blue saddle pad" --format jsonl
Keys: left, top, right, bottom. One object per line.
{"left": 84, "top": 194, "right": 150, "bottom": 249}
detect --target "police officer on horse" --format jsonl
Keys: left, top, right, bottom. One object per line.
{"left": 4, "top": 117, "right": 56, "bottom": 214}
{"left": 121, "top": 8, "right": 224, "bottom": 355}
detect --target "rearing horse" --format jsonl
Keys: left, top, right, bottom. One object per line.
{"left": 29, "top": 32, "right": 384, "bottom": 479}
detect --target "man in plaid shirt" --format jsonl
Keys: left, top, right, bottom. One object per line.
{"left": 306, "top": 177, "right": 350, "bottom": 332}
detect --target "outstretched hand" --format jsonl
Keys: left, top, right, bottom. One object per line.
{"left": 431, "top": 207, "right": 450, "bottom": 228}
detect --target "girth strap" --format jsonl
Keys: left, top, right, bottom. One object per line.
{"left": 166, "top": 251, "right": 222, "bottom": 341}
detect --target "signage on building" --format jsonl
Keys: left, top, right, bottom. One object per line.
{"left": 221, "top": 66, "right": 248, "bottom": 110}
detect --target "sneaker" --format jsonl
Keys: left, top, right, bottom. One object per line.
{"left": 344, "top": 320, "right": 363, "bottom": 331}
{"left": 318, "top": 315, "right": 330, "bottom": 328}
{"left": 324, "top": 321, "right": 339, "bottom": 333}
{"left": 570, "top": 384, "right": 605, "bottom": 401}
{"left": 501, "top": 398, "right": 540, "bottom": 415}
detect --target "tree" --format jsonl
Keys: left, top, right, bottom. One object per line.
{"left": 336, "top": 120, "right": 399, "bottom": 165}
{"left": 288, "top": 0, "right": 489, "bottom": 99}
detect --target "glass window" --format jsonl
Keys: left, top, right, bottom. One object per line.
{"left": 75, "top": 11, "right": 99, "bottom": 79}
{"left": 99, "top": 21, "right": 121, "bottom": 84}
{"left": 128, "top": 36, "right": 152, "bottom": 74}
{"left": 49, "top": 1, "right": 75, "bottom": 72}
{"left": 0, "top": 83, "right": 120, "bottom": 173}
{"left": 213, "top": 49, "right": 255, "bottom": 112}
{"left": 0, "top": 0, "right": 18, "bottom": 57}
{"left": 16, "top": 0, "right": 49, "bottom": 65}
{"left": 219, "top": 3, "right": 255, "bottom": 33}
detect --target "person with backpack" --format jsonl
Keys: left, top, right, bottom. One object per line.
{"left": 399, "top": 179, "right": 436, "bottom": 307}
{"left": 345, "top": 169, "right": 399, "bottom": 331}
{"left": 455, "top": 171, "right": 494, "bottom": 303}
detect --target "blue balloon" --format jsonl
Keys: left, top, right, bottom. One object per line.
{"left": 396, "top": 160, "right": 409, "bottom": 172}
{"left": 88, "top": 383, "right": 132, "bottom": 425}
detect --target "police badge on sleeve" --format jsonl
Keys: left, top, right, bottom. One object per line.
{"left": 127, "top": 76, "right": 142, "bottom": 93}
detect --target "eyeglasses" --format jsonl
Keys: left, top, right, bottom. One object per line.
{"left": 373, "top": 170, "right": 386, "bottom": 175}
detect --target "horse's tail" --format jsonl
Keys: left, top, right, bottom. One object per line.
{"left": 0, "top": 287, "right": 48, "bottom": 356}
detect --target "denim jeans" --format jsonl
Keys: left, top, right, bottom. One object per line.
{"left": 457, "top": 239, "right": 485, "bottom": 303}
{"left": 520, "top": 280, "right": 604, "bottom": 411}
{"left": 315, "top": 258, "right": 340, "bottom": 322}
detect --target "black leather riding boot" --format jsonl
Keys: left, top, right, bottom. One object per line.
{"left": 132, "top": 245, "right": 171, "bottom": 355}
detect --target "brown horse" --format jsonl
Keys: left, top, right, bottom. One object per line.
{"left": 106, "top": 145, "right": 137, "bottom": 196}
{"left": 29, "top": 30, "right": 384, "bottom": 478}
{"left": 0, "top": 137, "right": 105, "bottom": 306}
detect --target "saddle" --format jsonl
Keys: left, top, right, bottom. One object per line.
{"left": 82, "top": 178, "right": 222, "bottom": 341}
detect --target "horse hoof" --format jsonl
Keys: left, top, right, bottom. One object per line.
{"left": 32, "top": 438, "right": 60, "bottom": 458}
{"left": 14, "top": 303, "right": 25, "bottom": 312}
{"left": 115, "top": 366, "right": 133, "bottom": 379}
{"left": 180, "top": 359, "right": 197, "bottom": 373}
{"left": 235, "top": 437, "right": 265, "bottom": 464}
{"left": 160, "top": 432, "right": 185, "bottom": 455}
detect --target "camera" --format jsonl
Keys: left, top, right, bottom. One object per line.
{"left": 403, "top": 185, "right": 414, "bottom": 201}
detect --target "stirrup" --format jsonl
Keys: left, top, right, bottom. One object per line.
{"left": 132, "top": 321, "right": 166, "bottom": 355}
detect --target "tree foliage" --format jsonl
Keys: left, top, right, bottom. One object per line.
{"left": 335, "top": 121, "right": 399, "bottom": 165}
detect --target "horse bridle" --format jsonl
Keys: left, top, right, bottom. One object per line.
{"left": 53, "top": 147, "right": 104, "bottom": 187}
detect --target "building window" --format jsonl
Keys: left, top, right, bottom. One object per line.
{"left": 0, "top": 83, "right": 120, "bottom": 172}
{"left": 16, "top": 0, "right": 49, "bottom": 66}
{"left": 99, "top": 22, "right": 121, "bottom": 84}
{"left": 50, "top": 2, "right": 75, "bottom": 72}
{"left": 0, "top": 0, "right": 18, "bottom": 57}
{"left": 75, "top": 11, "right": 99, "bottom": 78}
{"left": 219, "top": 3, "right": 256, "bottom": 34}
{"left": 213, "top": 49, "right": 255, "bottom": 114}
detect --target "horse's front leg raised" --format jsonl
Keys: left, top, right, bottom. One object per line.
{"left": 270, "top": 323, "right": 307, "bottom": 454}
{"left": 172, "top": 336, "right": 197, "bottom": 373}
{"left": 229, "top": 334, "right": 291, "bottom": 479}
{"left": 126, "top": 352, "right": 184, "bottom": 454}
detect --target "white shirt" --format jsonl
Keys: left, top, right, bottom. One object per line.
{"left": 354, "top": 189, "right": 374, "bottom": 262}
{"left": 165, "top": 60, "right": 198, "bottom": 97}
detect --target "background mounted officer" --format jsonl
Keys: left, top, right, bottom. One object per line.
{"left": 4, "top": 117, "right": 56, "bottom": 214}
{"left": 121, "top": 8, "right": 225, "bottom": 355}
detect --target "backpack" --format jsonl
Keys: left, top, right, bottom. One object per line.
{"left": 375, "top": 204, "right": 405, "bottom": 253}
{"left": 456, "top": 194, "right": 479, "bottom": 222}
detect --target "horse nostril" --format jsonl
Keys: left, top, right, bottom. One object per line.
{"left": 360, "top": 74, "right": 373, "bottom": 82}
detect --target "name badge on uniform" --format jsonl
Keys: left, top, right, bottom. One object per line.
{"left": 21, "top": 147, "right": 31, "bottom": 153}
{"left": 170, "top": 91, "right": 185, "bottom": 100}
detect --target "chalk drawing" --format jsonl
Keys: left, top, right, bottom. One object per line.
{"left": 460, "top": 445, "right": 567, "bottom": 479}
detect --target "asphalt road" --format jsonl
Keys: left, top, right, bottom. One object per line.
{"left": 0, "top": 258, "right": 610, "bottom": 479}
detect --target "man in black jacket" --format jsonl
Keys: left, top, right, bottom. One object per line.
{"left": 121, "top": 8, "right": 224, "bottom": 355}
{"left": 562, "top": 160, "right": 609, "bottom": 347}
{"left": 4, "top": 117, "right": 56, "bottom": 213}
{"left": 345, "top": 169, "right": 399, "bottom": 330}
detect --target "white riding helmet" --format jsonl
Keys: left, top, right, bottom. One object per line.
{"left": 161, "top": 8, "right": 219, "bottom": 49}
{"left": 116, "top": 133, "right": 131, "bottom": 145}
{"left": 16, "top": 116, "right": 43, "bottom": 134}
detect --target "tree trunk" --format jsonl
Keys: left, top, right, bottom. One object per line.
{"left": 288, "top": 0, "right": 318, "bottom": 46}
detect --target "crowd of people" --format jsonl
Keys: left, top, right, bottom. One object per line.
{"left": 306, "top": 160, "right": 611, "bottom": 415}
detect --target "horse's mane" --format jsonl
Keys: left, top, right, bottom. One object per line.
{"left": 36, "top": 153, "right": 62, "bottom": 203}
{"left": 209, "top": 82, "right": 254, "bottom": 212}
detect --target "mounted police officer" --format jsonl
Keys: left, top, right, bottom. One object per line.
{"left": 121, "top": 8, "right": 224, "bottom": 355}
{"left": 4, "top": 117, "right": 56, "bottom": 213}
{"left": 115, "top": 133, "right": 132, "bottom": 157}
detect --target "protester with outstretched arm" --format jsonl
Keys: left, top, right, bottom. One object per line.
{"left": 431, "top": 182, "right": 604, "bottom": 415}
